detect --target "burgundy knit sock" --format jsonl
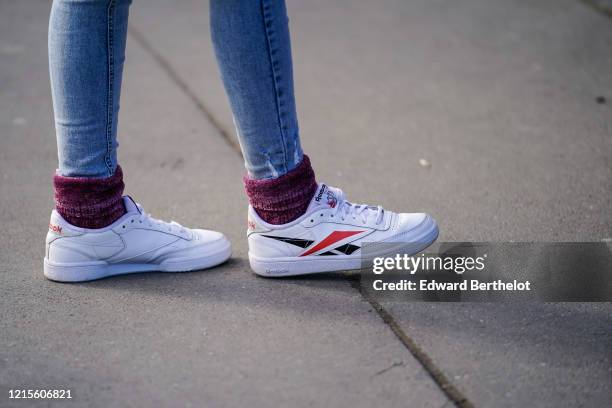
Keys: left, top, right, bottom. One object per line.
{"left": 53, "top": 166, "right": 127, "bottom": 229}
{"left": 244, "top": 155, "right": 318, "bottom": 225}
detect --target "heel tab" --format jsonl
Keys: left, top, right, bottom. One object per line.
{"left": 48, "top": 210, "right": 67, "bottom": 236}
{"left": 48, "top": 210, "right": 82, "bottom": 237}
{"left": 247, "top": 206, "right": 271, "bottom": 235}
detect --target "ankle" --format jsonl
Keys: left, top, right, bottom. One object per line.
{"left": 53, "top": 165, "right": 127, "bottom": 229}
{"left": 243, "top": 155, "right": 317, "bottom": 225}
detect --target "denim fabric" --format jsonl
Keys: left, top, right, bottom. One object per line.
{"left": 49, "top": 0, "right": 303, "bottom": 180}
{"left": 210, "top": 0, "right": 302, "bottom": 179}
{"left": 49, "top": 0, "right": 131, "bottom": 178}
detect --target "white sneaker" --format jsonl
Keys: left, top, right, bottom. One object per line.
{"left": 247, "top": 184, "right": 439, "bottom": 277}
{"left": 44, "top": 196, "right": 231, "bottom": 282}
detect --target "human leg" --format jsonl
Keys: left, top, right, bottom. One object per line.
{"left": 45, "top": 0, "right": 230, "bottom": 281}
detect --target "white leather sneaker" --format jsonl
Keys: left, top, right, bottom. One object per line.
{"left": 44, "top": 196, "right": 231, "bottom": 282}
{"left": 247, "top": 184, "right": 438, "bottom": 277}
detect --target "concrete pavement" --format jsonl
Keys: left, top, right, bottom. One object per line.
{"left": 1, "top": 0, "right": 611, "bottom": 407}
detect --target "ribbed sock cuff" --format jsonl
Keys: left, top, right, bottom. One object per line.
{"left": 53, "top": 165, "right": 127, "bottom": 229}
{"left": 244, "top": 155, "right": 317, "bottom": 225}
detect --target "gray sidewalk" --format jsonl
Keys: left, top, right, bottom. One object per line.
{"left": 1, "top": 0, "right": 611, "bottom": 407}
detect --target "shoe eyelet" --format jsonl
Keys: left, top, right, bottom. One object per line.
{"left": 310, "top": 219, "right": 314, "bottom": 223}
{"left": 122, "top": 225, "right": 126, "bottom": 229}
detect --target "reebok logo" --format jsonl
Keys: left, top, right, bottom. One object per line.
{"left": 314, "top": 184, "right": 327, "bottom": 202}
{"left": 49, "top": 223, "right": 62, "bottom": 234}
{"left": 247, "top": 219, "right": 256, "bottom": 231}
{"left": 314, "top": 184, "right": 337, "bottom": 208}
{"left": 262, "top": 230, "right": 363, "bottom": 257}
{"left": 326, "top": 190, "right": 337, "bottom": 208}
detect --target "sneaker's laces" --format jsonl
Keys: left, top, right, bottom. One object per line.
{"left": 334, "top": 190, "right": 384, "bottom": 225}
{"left": 135, "top": 203, "right": 187, "bottom": 234}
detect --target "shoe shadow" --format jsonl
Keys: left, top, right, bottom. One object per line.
{"left": 75, "top": 257, "right": 361, "bottom": 317}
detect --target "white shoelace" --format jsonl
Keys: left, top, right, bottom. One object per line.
{"left": 135, "top": 203, "right": 187, "bottom": 234}
{"left": 334, "top": 190, "right": 384, "bottom": 225}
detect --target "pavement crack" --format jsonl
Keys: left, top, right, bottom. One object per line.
{"left": 127, "top": 25, "right": 243, "bottom": 156}
{"left": 580, "top": 0, "right": 612, "bottom": 19}
{"left": 372, "top": 360, "right": 404, "bottom": 378}
{"left": 345, "top": 273, "right": 475, "bottom": 408}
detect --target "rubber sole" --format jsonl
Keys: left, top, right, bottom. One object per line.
{"left": 44, "top": 240, "right": 232, "bottom": 283}
{"left": 250, "top": 216, "right": 439, "bottom": 277}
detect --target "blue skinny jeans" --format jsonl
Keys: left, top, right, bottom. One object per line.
{"left": 48, "top": 0, "right": 303, "bottom": 180}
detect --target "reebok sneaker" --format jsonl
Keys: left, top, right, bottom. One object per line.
{"left": 247, "top": 184, "right": 439, "bottom": 277}
{"left": 44, "top": 196, "right": 231, "bottom": 282}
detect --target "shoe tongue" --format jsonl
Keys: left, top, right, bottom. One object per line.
{"left": 307, "top": 183, "right": 342, "bottom": 212}
{"left": 122, "top": 196, "right": 141, "bottom": 214}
